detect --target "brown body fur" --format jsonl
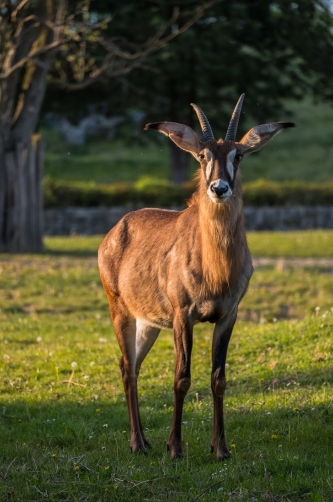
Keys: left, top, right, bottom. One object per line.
{"left": 98, "top": 108, "right": 294, "bottom": 460}
{"left": 99, "top": 169, "right": 251, "bottom": 330}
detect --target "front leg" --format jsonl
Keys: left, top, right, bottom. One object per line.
{"left": 211, "top": 311, "right": 237, "bottom": 461}
{"left": 167, "top": 311, "right": 193, "bottom": 459}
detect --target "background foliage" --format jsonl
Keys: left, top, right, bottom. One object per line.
{"left": 42, "top": 100, "right": 333, "bottom": 207}
{"left": 42, "top": 0, "right": 333, "bottom": 183}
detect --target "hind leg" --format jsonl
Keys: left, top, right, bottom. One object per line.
{"left": 133, "top": 319, "right": 160, "bottom": 448}
{"left": 109, "top": 298, "right": 145, "bottom": 452}
{"left": 111, "top": 298, "right": 159, "bottom": 453}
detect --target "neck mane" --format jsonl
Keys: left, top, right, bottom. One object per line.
{"left": 194, "top": 169, "right": 247, "bottom": 295}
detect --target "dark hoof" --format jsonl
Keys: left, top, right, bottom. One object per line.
{"left": 167, "top": 443, "right": 183, "bottom": 459}
{"left": 211, "top": 445, "right": 231, "bottom": 461}
{"left": 144, "top": 439, "right": 152, "bottom": 449}
{"left": 216, "top": 450, "right": 231, "bottom": 461}
{"left": 130, "top": 443, "right": 148, "bottom": 455}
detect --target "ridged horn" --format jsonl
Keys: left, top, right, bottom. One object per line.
{"left": 225, "top": 93, "right": 245, "bottom": 141}
{"left": 190, "top": 103, "right": 215, "bottom": 141}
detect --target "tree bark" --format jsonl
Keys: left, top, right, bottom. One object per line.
{"left": 170, "top": 142, "right": 190, "bottom": 185}
{"left": 0, "top": 138, "right": 44, "bottom": 252}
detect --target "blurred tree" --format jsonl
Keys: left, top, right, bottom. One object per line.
{"left": 45, "top": 0, "right": 333, "bottom": 183}
{"left": 0, "top": 0, "right": 212, "bottom": 252}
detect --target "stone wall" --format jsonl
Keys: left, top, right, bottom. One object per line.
{"left": 244, "top": 206, "right": 333, "bottom": 231}
{"left": 44, "top": 206, "right": 333, "bottom": 236}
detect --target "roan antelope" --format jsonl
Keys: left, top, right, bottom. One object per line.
{"left": 98, "top": 95, "right": 295, "bottom": 460}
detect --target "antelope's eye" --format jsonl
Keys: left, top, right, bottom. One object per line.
{"left": 198, "top": 153, "right": 205, "bottom": 161}
{"left": 235, "top": 153, "right": 243, "bottom": 162}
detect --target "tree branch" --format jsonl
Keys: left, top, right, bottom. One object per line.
{"left": 0, "top": 38, "right": 69, "bottom": 80}
{"left": 55, "top": 0, "right": 219, "bottom": 90}
{"left": 0, "top": 0, "right": 219, "bottom": 116}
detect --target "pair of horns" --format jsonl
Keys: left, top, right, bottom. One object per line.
{"left": 191, "top": 93, "right": 245, "bottom": 142}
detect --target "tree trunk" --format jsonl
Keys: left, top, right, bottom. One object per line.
{"left": 170, "top": 142, "right": 190, "bottom": 184}
{"left": 0, "top": 136, "right": 44, "bottom": 252}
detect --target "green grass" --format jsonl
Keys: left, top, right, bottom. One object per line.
{"left": 1, "top": 234, "right": 333, "bottom": 500}
{"left": 247, "top": 230, "right": 333, "bottom": 258}
{"left": 43, "top": 230, "right": 333, "bottom": 259}
{"left": 43, "top": 100, "right": 333, "bottom": 185}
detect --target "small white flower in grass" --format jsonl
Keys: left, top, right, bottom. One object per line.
{"left": 83, "top": 375, "right": 89, "bottom": 380}
{"left": 102, "top": 446, "right": 106, "bottom": 451}
{"left": 267, "top": 412, "right": 271, "bottom": 415}
{"left": 89, "top": 361, "right": 95, "bottom": 367}
{"left": 71, "top": 362, "right": 78, "bottom": 369}
{"left": 99, "top": 337, "right": 107, "bottom": 343}
{"left": 103, "top": 424, "right": 108, "bottom": 428}
{"left": 36, "top": 336, "right": 42, "bottom": 343}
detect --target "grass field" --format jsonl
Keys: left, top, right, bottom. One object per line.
{"left": 43, "top": 100, "right": 333, "bottom": 185}
{"left": 1, "top": 233, "right": 333, "bottom": 501}
{"left": 44, "top": 230, "right": 333, "bottom": 259}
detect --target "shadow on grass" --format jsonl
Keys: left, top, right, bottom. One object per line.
{"left": 0, "top": 398, "right": 332, "bottom": 500}
{"left": 1, "top": 397, "right": 332, "bottom": 454}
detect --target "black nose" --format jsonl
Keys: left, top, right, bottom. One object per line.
{"left": 211, "top": 184, "right": 228, "bottom": 197}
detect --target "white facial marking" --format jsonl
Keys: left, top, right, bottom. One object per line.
{"left": 226, "top": 149, "right": 236, "bottom": 179}
{"left": 205, "top": 150, "right": 213, "bottom": 180}
{"left": 206, "top": 159, "right": 213, "bottom": 180}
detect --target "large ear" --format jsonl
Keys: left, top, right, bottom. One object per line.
{"left": 237, "top": 122, "right": 296, "bottom": 156}
{"left": 144, "top": 122, "right": 201, "bottom": 156}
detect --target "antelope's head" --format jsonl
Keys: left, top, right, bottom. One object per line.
{"left": 144, "top": 95, "right": 295, "bottom": 204}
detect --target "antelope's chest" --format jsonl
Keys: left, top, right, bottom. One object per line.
{"left": 195, "top": 262, "right": 253, "bottom": 323}
{"left": 195, "top": 296, "right": 235, "bottom": 323}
